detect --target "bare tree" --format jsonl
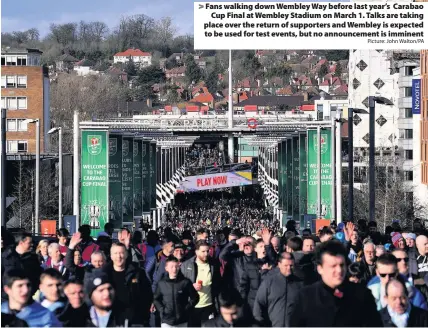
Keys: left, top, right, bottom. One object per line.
{"left": 155, "top": 17, "right": 177, "bottom": 56}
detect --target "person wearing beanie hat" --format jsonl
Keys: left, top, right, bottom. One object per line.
{"left": 84, "top": 269, "right": 131, "bottom": 327}
{"left": 405, "top": 233, "right": 417, "bottom": 248}
{"left": 391, "top": 232, "right": 405, "bottom": 249}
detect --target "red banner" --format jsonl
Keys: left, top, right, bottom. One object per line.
{"left": 40, "top": 220, "right": 57, "bottom": 236}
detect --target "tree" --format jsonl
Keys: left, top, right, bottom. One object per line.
{"left": 135, "top": 66, "right": 165, "bottom": 85}
{"left": 206, "top": 56, "right": 222, "bottom": 93}
{"left": 318, "top": 63, "right": 329, "bottom": 78}
{"left": 47, "top": 23, "right": 78, "bottom": 46}
{"left": 165, "top": 85, "right": 181, "bottom": 104}
{"left": 124, "top": 58, "right": 137, "bottom": 76}
{"left": 334, "top": 62, "right": 342, "bottom": 77}
{"left": 341, "top": 157, "right": 427, "bottom": 230}
{"left": 241, "top": 52, "right": 262, "bottom": 77}
{"left": 155, "top": 17, "right": 177, "bottom": 57}
{"left": 319, "top": 50, "right": 349, "bottom": 61}
{"left": 184, "top": 54, "right": 202, "bottom": 85}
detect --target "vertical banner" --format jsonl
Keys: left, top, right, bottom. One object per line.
{"left": 412, "top": 79, "right": 421, "bottom": 114}
{"left": 286, "top": 139, "right": 293, "bottom": 216}
{"left": 299, "top": 132, "right": 308, "bottom": 227}
{"left": 81, "top": 130, "right": 109, "bottom": 236}
{"left": 133, "top": 139, "right": 143, "bottom": 217}
{"left": 122, "top": 137, "right": 134, "bottom": 223}
{"left": 142, "top": 140, "right": 151, "bottom": 213}
{"left": 292, "top": 135, "right": 300, "bottom": 222}
{"left": 307, "top": 128, "right": 334, "bottom": 219}
{"left": 109, "top": 134, "right": 123, "bottom": 229}
{"left": 277, "top": 142, "right": 283, "bottom": 210}
{"left": 281, "top": 141, "right": 287, "bottom": 213}
{"left": 63, "top": 215, "right": 77, "bottom": 234}
{"left": 150, "top": 142, "right": 157, "bottom": 209}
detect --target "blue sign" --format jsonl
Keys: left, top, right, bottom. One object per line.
{"left": 412, "top": 79, "right": 421, "bottom": 114}
{"left": 63, "top": 215, "right": 77, "bottom": 234}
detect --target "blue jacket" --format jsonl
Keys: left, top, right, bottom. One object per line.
{"left": 1, "top": 301, "right": 62, "bottom": 327}
{"left": 367, "top": 275, "right": 428, "bottom": 311}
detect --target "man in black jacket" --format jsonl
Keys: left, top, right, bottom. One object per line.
{"left": 180, "top": 240, "right": 221, "bottom": 326}
{"left": 289, "top": 240, "right": 383, "bottom": 327}
{"left": 253, "top": 252, "right": 303, "bottom": 327}
{"left": 203, "top": 289, "right": 256, "bottom": 327}
{"left": 102, "top": 242, "right": 153, "bottom": 326}
{"left": 380, "top": 277, "right": 428, "bottom": 327}
{"left": 1, "top": 231, "right": 42, "bottom": 299}
{"left": 154, "top": 256, "right": 199, "bottom": 327}
{"left": 57, "top": 279, "right": 89, "bottom": 327}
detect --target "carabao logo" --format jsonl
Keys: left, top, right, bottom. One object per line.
{"left": 88, "top": 135, "right": 102, "bottom": 156}
{"left": 313, "top": 134, "right": 328, "bottom": 154}
{"left": 123, "top": 140, "right": 129, "bottom": 157}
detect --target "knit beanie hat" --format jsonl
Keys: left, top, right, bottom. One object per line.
{"left": 406, "top": 233, "right": 416, "bottom": 240}
{"left": 391, "top": 232, "right": 403, "bottom": 248}
{"left": 85, "top": 269, "right": 110, "bottom": 298}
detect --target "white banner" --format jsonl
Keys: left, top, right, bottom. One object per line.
{"left": 178, "top": 171, "right": 253, "bottom": 192}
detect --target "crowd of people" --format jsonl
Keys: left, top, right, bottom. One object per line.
{"left": 185, "top": 146, "right": 226, "bottom": 169}
{"left": 1, "top": 199, "right": 428, "bottom": 327}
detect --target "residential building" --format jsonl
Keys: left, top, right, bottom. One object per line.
{"left": 55, "top": 54, "right": 78, "bottom": 72}
{"left": 396, "top": 51, "right": 420, "bottom": 187}
{"left": 412, "top": 66, "right": 428, "bottom": 218}
{"left": 73, "top": 59, "right": 96, "bottom": 76}
{"left": 113, "top": 49, "right": 152, "bottom": 67}
{"left": 420, "top": 50, "right": 428, "bottom": 185}
{"left": 1, "top": 47, "right": 50, "bottom": 153}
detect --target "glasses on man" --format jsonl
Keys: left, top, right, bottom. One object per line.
{"left": 396, "top": 257, "right": 409, "bottom": 263}
{"left": 379, "top": 272, "right": 397, "bottom": 278}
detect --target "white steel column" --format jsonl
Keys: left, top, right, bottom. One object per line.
{"left": 336, "top": 110, "right": 343, "bottom": 223}
{"left": 228, "top": 49, "right": 234, "bottom": 163}
{"left": 73, "top": 111, "right": 80, "bottom": 228}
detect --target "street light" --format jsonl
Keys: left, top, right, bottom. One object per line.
{"left": 1, "top": 108, "right": 6, "bottom": 227}
{"left": 48, "top": 127, "right": 62, "bottom": 228}
{"left": 369, "top": 96, "right": 394, "bottom": 222}
{"left": 23, "top": 118, "right": 40, "bottom": 234}
{"left": 347, "top": 108, "right": 368, "bottom": 222}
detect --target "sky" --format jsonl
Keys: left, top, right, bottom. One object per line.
{"left": 1, "top": 0, "right": 346, "bottom": 37}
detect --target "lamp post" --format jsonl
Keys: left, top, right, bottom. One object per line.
{"left": 24, "top": 118, "right": 40, "bottom": 234}
{"left": 347, "top": 107, "right": 368, "bottom": 222}
{"left": 48, "top": 127, "right": 63, "bottom": 228}
{"left": 368, "top": 96, "right": 393, "bottom": 222}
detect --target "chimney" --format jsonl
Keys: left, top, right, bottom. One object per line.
{"left": 147, "top": 98, "right": 152, "bottom": 108}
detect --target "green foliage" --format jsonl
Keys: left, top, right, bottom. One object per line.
{"left": 334, "top": 62, "right": 342, "bottom": 77}
{"left": 184, "top": 54, "right": 202, "bottom": 85}
{"left": 124, "top": 58, "right": 137, "bottom": 76}
{"left": 318, "top": 63, "right": 329, "bottom": 78}
{"left": 319, "top": 50, "right": 349, "bottom": 61}
{"left": 266, "top": 63, "right": 293, "bottom": 79}
{"left": 206, "top": 56, "right": 222, "bottom": 93}
{"left": 135, "top": 66, "right": 165, "bottom": 85}
{"left": 242, "top": 52, "right": 262, "bottom": 77}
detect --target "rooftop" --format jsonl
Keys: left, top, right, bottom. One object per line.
{"left": 1, "top": 47, "right": 43, "bottom": 55}
{"left": 114, "top": 49, "right": 151, "bottom": 57}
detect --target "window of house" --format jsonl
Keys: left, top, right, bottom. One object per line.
{"left": 1, "top": 76, "right": 5, "bottom": 88}
{"left": 405, "top": 129, "right": 413, "bottom": 139}
{"left": 17, "top": 119, "right": 27, "bottom": 131}
{"left": 7, "top": 140, "right": 28, "bottom": 153}
{"left": 404, "top": 66, "right": 416, "bottom": 76}
{"left": 7, "top": 97, "right": 18, "bottom": 109}
{"left": 6, "top": 119, "right": 17, "bottom": 131}
{"left": 6, "top": 56, "right": 17, "bottom": 66}
{"left": 17, "top": 141, "right": 28, "bottom": 152}
{"left": 6, "top": 76, "right": 16, "bottom": 88}
{"left": 17, "top": 76, "right": 27, "bottom": 88}
{"left": 405, "top": 108, "right": 413, "bottom": 118}
{"left": 404, "top": 171, "right": 413, "bottom": 181}
{"left": 1, "top": 97, "right": 5, "bottom": 108}
{"left": 1, "top": 56, "right": 5, "bottom": 66}
{"left": 404, "top": 87, "right": 412, "bottom": 97}
{"left": 17, "top": 97, "right": 27, "bottom": 109}
{"left": 405, "top": 150, "right": 413, "bottom": 160}
{"left": 17, "top": 56, "right": 27, "bottom": 66}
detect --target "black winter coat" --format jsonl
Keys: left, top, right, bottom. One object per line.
{"left": 380, "top": 305, "right": 428, "bottom": 327}
{"left": 153, "top": 274, "right": 199, "bottom": 325}
{"left": 57, "top": 302, "right": 89, "bottom": 327}
{"left": 253, "top": 272, "right": 303, "bottom": 327}
{"left": 1, "top": 248, "right": 42, "bottom": 298}
{"left": 102, "top": 262, "right": 153, "bottom": 325}
{"left": 289, "top": 281, "right": 383, "bottom": 327}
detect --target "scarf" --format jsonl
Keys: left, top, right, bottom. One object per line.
{"left": 387, "top": 304, "right": 411, "bottom": 328}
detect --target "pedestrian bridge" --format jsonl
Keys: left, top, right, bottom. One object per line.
{"left": 79, "top": 114, "right": 320, "bottom": 132}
